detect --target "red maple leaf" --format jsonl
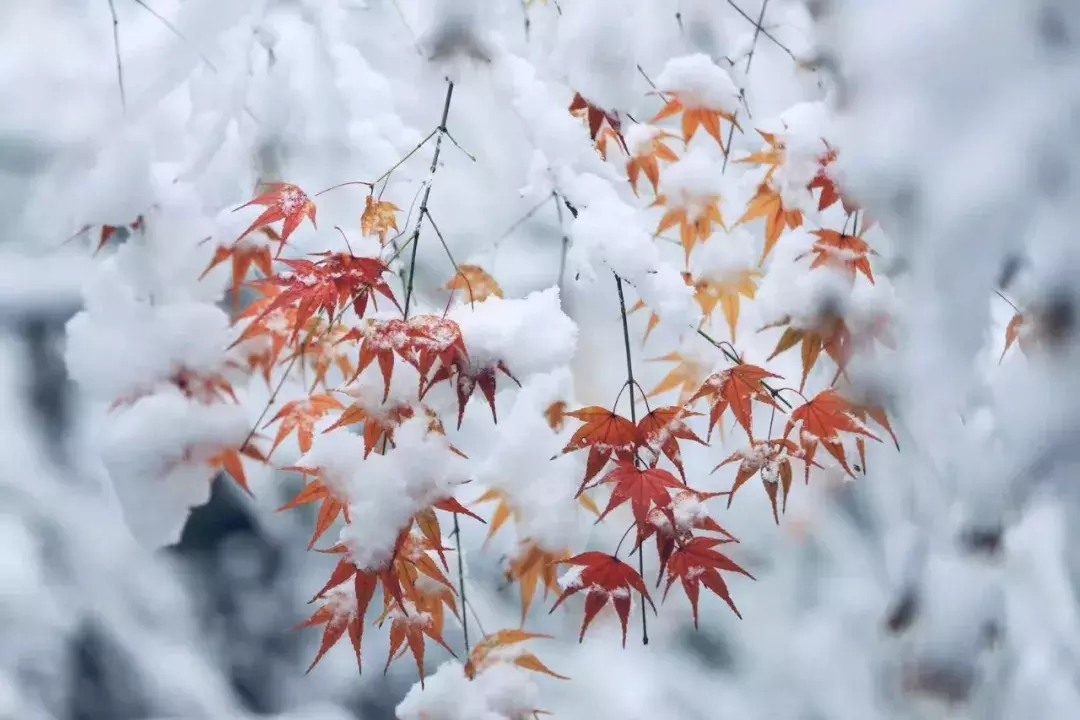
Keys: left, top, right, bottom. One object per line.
{"left": 714, "top": 438, "right": 819, "bottom": 522}
{"left": 235, "top": 183, "right": 317, "bottom": 247}
{"left": 594, "top": 461, "right": 687, "bottom": 544}
{"left": 663, "top": 536, "right": 753, "bottom": 625}
{"left": 200, "top": 242, "right": 274, "bottom": 311}
{"left": 635, "top": 406, "right": 706, "bottom": 480}
{"left": 550, "top": 552, "right": 656, "bottom": 646}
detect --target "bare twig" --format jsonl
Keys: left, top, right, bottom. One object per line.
{"left": 107, "top": 0, "right": 126, "bottom": 113}
{"left": 722, "top": 0, "right": 770, "bottom": 173}
{"left": 615, "top": 273, "right": 649, "bottom": 646}
{"left": 725, "top": 0, "right": 796, "bottom": 59}
{"left": 453, "top": 515, "right": 470, "bottom": 651}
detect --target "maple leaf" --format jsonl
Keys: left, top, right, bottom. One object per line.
{"left": 651, "top": 94, "right": 741, "bottom": 151}
{"left": 807, "top": 143, "right": 860, "bottom": 214}
{"left": 278, "top": 466, "right": 352, "bottom": 549}
{"left": 473, "top": 488, "right": 518, "bottom": 544}
{"left": 689, "top": 364, "right": 782, "bottom": 440}
{"left": 235, "top": 183, "right": 317, "bottom": 246}
{"left": 999, "top": 311, "right": 1045, "bottom": 362}
{"left": 798, "top": 230, "right": 876, "bottom": 285}
{"left": 784, "top": 389, "right": 881, "bottom": 478}
{"left": 595, "top": 461, "right": 688, "bottom": 546}
{"left": 445, "top": 265, "right": 504, "bottom": 303}
{"left": 361, "top": 195, "right": 401, "bottom": 245}
{"left": 544, "top": 401, "right": 568, "bottom": 432}
{"left": 635, "top": 406, "right": 706, "bottom": 479}
{"left": 560, "top": 406, "right": 638, "bottom": 489}
{"left": 264, "top": 394, "right": 344, "bottom": 456}
{"left": 449, "top": 359, "right": 519, "bottom": 429}
{"left": 569, "top": 92, "right": 627, "bottom": 159}
{"left": 207, "top": 443, "right": 267, "bottom": 496}
{"left": 738, "top": 182, "right": 803, "bottom": 264}
{"left": 846, "top": 400, "right": 899, "bottom": 474}
{"left": 735, "top": 129, "right": 785, "bottom": 182}
{"left": 714, "top": 439, "right": 818, "bottom": 522}
{"left": 200, "top": 242, "right": 274, "bottom": 311}
{"left": 322, "top": 396, "right": 415, "bottom": 456}
{"left": 629, "top": 298, "right": 663, "bottom": 345}
{"left": 296, "top": 577, "right": 374, "bottom": 674}
{"left": 90, "top": 215, "right": 144, "bottom": 254}
{"left": 653, "top": 194, "right": 727, "bottom": 266}
{"left": 240, "top": 254, "right": 398, "bottom": 344}
{"left": 663, "top": 536, "right": 753, "bottom": 624}
{"left": 647, "top": 352, "right": 711, "bottom": 405}
{"left": 379, "top": 590, "right": 457, "bottom": 686}
{"left": 626, "top": 129, "right": 679, "bottom": 195}
{"left": 550, "top": 552, "right": 656, "bottom": 646}
{"left": 285, "top": 320, "right": 357, "bottom": 391}
{"left": 506, "top": 542, "right": 571, "bottom": 625}
{"left": 689, "top": 269, "right": 762, "bottom": 340}
{"left": 643, "top": 488, "right": 737, "bottom": 575}
{"left": 464, "top": 630, "right": 567, "bottom": 681}
{"left": 762, "top": 313, "right": 852, "bottom": 391}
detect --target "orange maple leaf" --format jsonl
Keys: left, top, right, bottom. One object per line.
{"left": 738, "top": 182, "right": 803, "bottom": 264}
{"left": 654, "top": 194, "right": 727, "bottom": 266}
{"left": 714, "top": 438, "right": 819, "bottom": 522}
{"left": 464, "top": 630, "right": 567, "bottom": 680}
{"left": 278, "top": 466, "right": 352, "bottom": 549}
{"left": 235, "top": 183, "right": 317, "bottom": 247}
{"left": 560, "top": 407, "right": 638, "bottom": 489}
{"left": 689, "top": 269, "right": 762, "bottom": 340}
{"left": 200, "top": 242, "right": 274, "bottom": 311}
{"left": 636, "top": 406, "right": 706, "bottom": 480}
{"left": 626, "top": 129, "right": 680, "bottom": 195}
{"left": 646, "top": 352, "right": 711, "bottom": 404}
{"left": 264, "top": 394, "right": 345, "bottom": 456}
{"left": 689, "top": 364, "right": 782, "bottom": 440}
{"left": 735, "top": 129, "right": 785, "bottom": 182}
{"left": 651, "top": 94, "right": 741, "bottom": 151}
{"left": 506, "top": 542, "right": 571, "bottom": 625}
{"left": 550, "top": 552, "right": 656, "bottom": 646}
{"left": 207, "top": 443, "right": 267, "bottom": 496}
{"left": 798, "top": 230, "right": 876, "bottom": 285}
{"left": 783, "top": 389, "right": 881, "bottom": 478}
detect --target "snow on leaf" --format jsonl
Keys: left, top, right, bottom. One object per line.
{"left": 689, "top": 364, "right": 782, "bottom": 440}
{"left": 560, "top": 406, "right": 638, "bottom": 490}
{"left": 361, "top": 195, "right": 401, "bottom": 245}
{"left": 783, "top": 389, "right": 881, "bottom": 478}
{"left": 663, "top": 536, "right": 753, "bottom": 625}
{"left": 549, "top": 552, "right": 656, "bottom": 646}
{"left": 798, "top": 230, "right": 877, "bottom": 285}
{"left": 464, "top": 630, "right": 567, "bottom": 681}
{"left": 234, "top": 183, "right": 317, "bottom": 247}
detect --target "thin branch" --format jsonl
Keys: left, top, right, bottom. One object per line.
{"left": 724, "top": 0, "right": 796, "bottom": 60}
{"left": 722, "top": 0, "right": 770, "bottom": 174}
{"left": 554, "top": 192, "right": 570, "bottom": 301}
{"left": 495, "top": 195, "right": 553, "bottom": 245}
{"left": 107, "top": 0, "right": 126, "bottom": 113}
{"left": 614, "top": 273, "right": 648, "bottom": 646}
{"left": 442, "top": 130, "right": 476, "bottom": 163}
{"left": 423, "top": 209, "right": 474, "bottom": 308}
{"left": 697, "top": 327, "right": 793, "bottom": 410}
{"left": 453, "top": 515, "right": 470, "bottom": 652}
{"left": 404, "top": 80, "right": 456, "bottom": 320}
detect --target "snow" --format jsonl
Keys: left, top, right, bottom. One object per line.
{"left": 655, "top": 53, "right": 741, "bottom": 112}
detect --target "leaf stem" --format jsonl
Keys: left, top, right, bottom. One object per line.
{"left": 615, "top": 273, "right": 648, "bottom": 645}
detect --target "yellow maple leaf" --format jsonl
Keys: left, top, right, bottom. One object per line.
{"left": 360, "top": 195, "right": 400, "bottom": 245}
{"left": 445, "top": 265, "right": 504, "bottom": 303}
{"left": 647, "top": 352, "right": 711, "bottom": 404}
{"left": 690, "top": 269, "right": 762, "bottom": 341}
{"left": 626, "top": 129, "right": 680, "bottom": 195}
